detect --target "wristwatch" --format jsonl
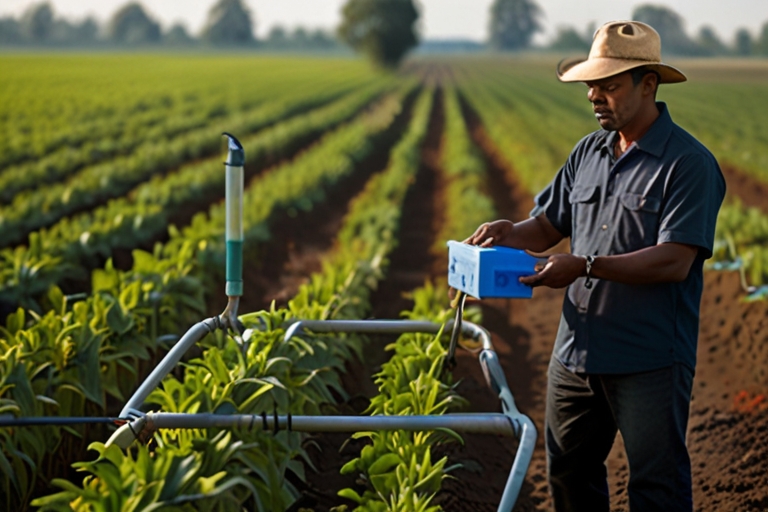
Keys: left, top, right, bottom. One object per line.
{"left": 584, "top": 255, "right": 595, "bottom": 289}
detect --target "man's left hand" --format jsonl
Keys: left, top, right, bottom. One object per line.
{"left": 519, "top": 253, "right": 584, "bottom": 289}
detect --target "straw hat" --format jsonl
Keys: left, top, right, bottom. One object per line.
{"left": 557, "top": 21, "right": 686, "bottom": 84}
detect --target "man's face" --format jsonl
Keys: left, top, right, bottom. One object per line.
{"left": 585, "top": 72, "right": 644, "bottom": 131}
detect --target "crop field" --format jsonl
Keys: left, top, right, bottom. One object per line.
{"left": 0, "top": 53, "right": 766, "bottom": 511}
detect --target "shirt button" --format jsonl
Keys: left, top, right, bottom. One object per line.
{"left": 601, "top": 224, "right": 608, "bottom": 230}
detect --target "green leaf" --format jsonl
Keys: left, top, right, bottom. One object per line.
{"left": 339, "top": 458, "right": 359, "bottom": 475}
{"left": 92, "top": 268, "right": 119, "bottom": 294}
{"left": 0, "top": 449, "right": 20, "bottom": 494}
{"left": 106, "top": 300, "right": 134, "bottom": 335}
{"left": 119, "top": 281, "right": 142, "bottom": 311}
{"left": 337, "top": 488, "right": 364, "bottom": 504}
{"left": 368, "top": 453, "right": 401, "bottom": 475}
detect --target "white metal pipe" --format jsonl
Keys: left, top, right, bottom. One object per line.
{"left": 280, "top": 318, "right": 535, "bottom": 512}
{"left": 116, "top": 318, "right": 535, "bottom": 512}
{"left": 498, "top": 415, "right": 537, "bottom": 509}
{"left": 119, "top": 318, "right": 218, "bottom": 418}
{"left": 144, "top": 412, "right": 517, "bottom": 437}
{"left": 283, "top": 319, "right": 492, "bottom": 350}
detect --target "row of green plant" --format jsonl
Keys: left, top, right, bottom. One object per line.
{"left": 661, "top": 81, "right": 768, "bottom": 184}
{"left": 0, "top": 70, "right": 361, "bottom": 205}
{"left": 27, "top": 87, "right": 436, "bottom": 511}
{"left": 172, "top": 85, "right": 414, "bottom": 276}
{"left": 338, "top": 85, "right": 499, "bottom": 512}
{"left": 712, "top": 198, "right": 768, "bottom": 290}
{"left": 0, "top": 102, "right": 218, "bottom": 204}
{"left": 0, "top": 83, "right": 415, "bottom": 510}
{"left": 493, "top": 61, "right": 768, "bottom": 186}
{"left": 0, "top": 242, "right": 206, "bottom": 511}
{"left": 0, "top": 62, "right": 365, "bottom": 185}
{"left": 0, "top": 55, "right": 377, "bottom": 170}
{"left": 452, "top": 67, "right": 575, "bottom": 195}
{"left": 434, "top": 85, "right": 497, "bottom": 249}
{"left": 29, "top": 269, "right": 372, "bottom": 512}
{"left": 0, "top": 80, "right": 393, "bottom": 312}
{"left": 0, "top": 77, "right": 379, "bottom": 248}
{"left": 454, "top": 57, "right": 768, "bottom": 186}
{"left": 339, "top": 287, "right": 467, "bottom": 512}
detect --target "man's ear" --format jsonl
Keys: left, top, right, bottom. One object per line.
{"left": 643, "top": 72, "right": 659, "bottom": 97}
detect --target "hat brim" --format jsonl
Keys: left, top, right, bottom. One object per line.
{"left": 557, "top": 56, "right": 687, "bottom": 84}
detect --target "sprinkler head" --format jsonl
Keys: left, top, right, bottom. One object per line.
{"left": 222, "top": 132, "right": 244, "bottom": 166}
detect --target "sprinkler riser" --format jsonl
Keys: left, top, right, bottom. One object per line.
{"left": 223, "top": 133, "right": 244, "bottom": 298}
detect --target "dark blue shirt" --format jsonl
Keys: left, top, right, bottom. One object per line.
{"left": 532, "top": 103, "right": 726, "bottom": 374}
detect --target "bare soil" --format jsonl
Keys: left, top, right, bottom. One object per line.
{"left": 721, "top": 165, "right": 768, "bottom": 215}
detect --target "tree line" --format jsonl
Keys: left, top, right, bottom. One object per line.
{"left": 541, "top": 4, "right": 768, "bottom": 57}
{"left": 0, "top": 0, "right": 341, "bottom": 49}
{"left": 1, "top": 0, "right": 768, "bottom": 66}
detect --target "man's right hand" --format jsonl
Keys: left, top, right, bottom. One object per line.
{"left": 465, "top": 220, "right": 515, "bottom": 247}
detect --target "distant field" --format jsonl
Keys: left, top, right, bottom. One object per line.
{"left": 0, "top": 54, "right": 766, "bottom": 512}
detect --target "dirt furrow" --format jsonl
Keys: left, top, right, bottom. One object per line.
{"left": 285, "top": 88, "right": 449, "bottom": 512}
{"left": 367, "top": 87, "right": 446, "bottom": 318}
{"left": 721, "top": 165, "right": 768, "bottom": 215}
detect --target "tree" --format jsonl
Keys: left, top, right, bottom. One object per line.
{"left": 50, "top": 18, "right": 76, "bottom": 43}
{"left": 488, "top": 0, "right": 543, "bottom": 51}
{"left": 19, "top": 2, "right": 54, "bottom": 42}
{"left": 632, "top": 4, "right": 698, "bottom": 55}
{"left": 74, "top": 17, "right": 100, "bottom": 44}
{"left": 756, "top": 21, "right": 768, "bottom": 56}
{"left": 696, "top": 26, "right": 727, "bottom": 56}
{"left": 202, "top": 0, "right": 255, "bottom": 45}
{"left": 293, "top": 27, "right": 310, "bottom": 46}
{"left": 549, "top": 25, "right": 590, "bottom": 52}
{"left": 165, "top": 23, "right": 195, "bottom": 45}
{"left": 267, "top": 25, "right": 289, "bottom": 47}
{"left": 338, "top": 0, "right": 419, "bottom": 69}
{"left": 108, "top": 3, "right": 161, "bottom": 44}
{"left": 0, "top": 17, "right": 23, "bottom": 44}
{"left": 734, "top": 28, "right": 753, "bottom": 56}
{"left": 309, "top": 29, "right": 338, "bottom": 50}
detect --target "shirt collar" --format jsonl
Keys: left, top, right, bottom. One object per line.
{"left": 597, "top": 102, "right": 674, "bottom": 159}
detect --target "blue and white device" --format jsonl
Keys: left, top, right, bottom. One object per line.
{"left": 447, "top": 240, "right": 538, "bottom": 299}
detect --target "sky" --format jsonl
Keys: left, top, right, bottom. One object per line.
{"left": 2, "top": 0, "right": 767, "bottom": 44}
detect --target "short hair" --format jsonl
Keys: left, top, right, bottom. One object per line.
{"left": 630, "top": 66, "right": 661, "bottom": 87}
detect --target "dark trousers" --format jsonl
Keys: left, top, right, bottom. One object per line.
{"left": 546, "top": 355, "right": 694, "bottom": 512}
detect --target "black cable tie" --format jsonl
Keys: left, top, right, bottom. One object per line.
{"left": 273, "top": 404, "right": 279, "bottom": 435}
{"left": 127, "top": 421, "right": 140, "bottom": 442}
{"left": 261, "top": 411, "right": 268, "bottom": 431}
{"left": 287, "top": 396, "right": 292, "bottom": 432}
{"left": 249, "top": 414, "right": 255, "bottom": 431}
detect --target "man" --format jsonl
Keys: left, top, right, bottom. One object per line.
{"left": 464, "top": 21, "right": 725, "bottom": 511}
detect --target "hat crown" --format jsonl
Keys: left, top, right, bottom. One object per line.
{"left": 589, "top": 21, "right": 661, "bottom": 63}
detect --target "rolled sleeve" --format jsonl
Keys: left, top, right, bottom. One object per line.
{"left": 657, "top": 152, "right": 726, "bottom": 259}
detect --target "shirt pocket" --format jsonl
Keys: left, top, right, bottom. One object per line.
{"left": 570, "top": 184, "right": 600, "bottom": 233}
{"left": 618, "top": 192, "right": 661, "bottom": 248}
